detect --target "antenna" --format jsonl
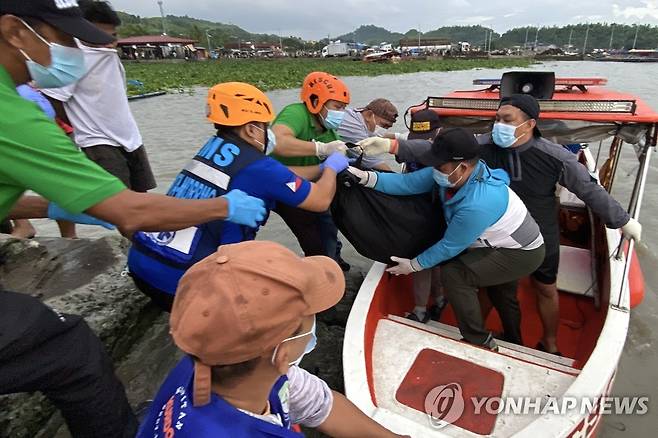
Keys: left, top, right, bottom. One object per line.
{"left": 524, "top": 27, "right": 529, "bottom": 48}
{"left": 609, "top": 23, "right": 614, "bottom": 49}
{"left": 633, "top": 24, "right": 639, "bottom": 49}
{"left": 568, "top": 28, "right": 573, "bottom": 48}
{"left": 157, "top": 0, "right": 167, "bottom": 35}
{"left": 583, "top": 24, "right": 590, "bottom": 54}
{"left": 534, "top": 26, "right": 539, "bottom": 49}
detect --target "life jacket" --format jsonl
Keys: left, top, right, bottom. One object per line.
{"left": 136, "top": 356, "right": 302, "bottom": 438}
{"left": 129, "top": 133, "right": 265, "bottom": 294}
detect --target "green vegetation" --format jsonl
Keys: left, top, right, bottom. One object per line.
{"left": 123, "top": 57, "right": 533, "bottom": 96}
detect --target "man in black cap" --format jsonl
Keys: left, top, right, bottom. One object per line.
{"left": 0, "top": 1, "right": 266, "bottom": 436}
{"left": 347, "top": 128, "right": 545, "bottom": 349}
{"left": 359, "top": 93, "right": 641, "bottom": 355}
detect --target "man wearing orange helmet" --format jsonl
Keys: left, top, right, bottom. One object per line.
{"left": 271, "top": 72, "right": 351, "bottom": 269}
{"left": 127, "top": 82, "right": 349, "bottom": 311}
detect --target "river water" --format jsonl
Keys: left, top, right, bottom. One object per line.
{"left": 33, "top": 61, "right": 657, "bottom": 436}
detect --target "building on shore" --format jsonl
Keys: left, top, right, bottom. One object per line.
{"left": 117, "top": 35, "right": 207, "bottom": 60}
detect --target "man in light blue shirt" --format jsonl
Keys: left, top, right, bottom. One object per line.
{"left": 347, "top": 128, "right": 545, "bottom": 349}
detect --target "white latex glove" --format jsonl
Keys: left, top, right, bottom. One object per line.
{"left": 315, "top": 140, "right": 347, "bottom": 158}
{"left": 346, "top": 166, "right": 378, "bottom": 188}
{"left": 621, "top": 217, "right": 642, "bottom": 242}
{"left": 386, "top": 256, "right": 422, "bottom": 276}
{"left": 356, "top": 137, "right": 393, "bottom": 156}
{"left": 394, "top": 132, "right": 409, "bottom": 141}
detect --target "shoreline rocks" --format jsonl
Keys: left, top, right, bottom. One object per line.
{"left": 0, "top": 232, "right": 369, "bottom": 438}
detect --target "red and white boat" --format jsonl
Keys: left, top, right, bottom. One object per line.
{"left": 343, "top": 73, "right": 657, "bottom": 437}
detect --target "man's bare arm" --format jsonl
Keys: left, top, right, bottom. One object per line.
{"left": 9, "top": 191, "right": 232, "bottom": 236}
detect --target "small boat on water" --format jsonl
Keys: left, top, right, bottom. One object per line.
{"left": 343, "top": 72, "right": 657, "bottom": 437}
{"left": 592, "top": 49, "right": 658, "bottom": 63}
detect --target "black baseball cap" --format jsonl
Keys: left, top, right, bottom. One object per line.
{"left": 499, "top": 94, "right": 542, "bottom": 137}
{"left": 408, "top": 109, "right": 441, "bottom": 140}
{"left": 0, "top": 0, "right": 114, "bottom": 45}
{"left": 419, "top": 127, "right": 480, "bottom": 167}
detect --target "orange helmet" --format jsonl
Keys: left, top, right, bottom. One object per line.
{"left": 207, "top": 82, "right": 275, "bottom": 126}
{"left": 300, "top": 72, "right": 350, "bottom": 114}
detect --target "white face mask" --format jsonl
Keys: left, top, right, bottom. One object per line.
{"left": 250, "top": 124, "right": 276, "bottom": 155}
{"left": 368, "top": 113, "right": 388, "bottom": 137}
{"left": 271, "top": 316, "right": 317, "bottom": 367}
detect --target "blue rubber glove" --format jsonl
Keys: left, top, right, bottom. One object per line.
{"left": 47, "top": 203, "right": 115, "bottom": 230}
{"left": 320, "top": 152, "right": 350, "bottom": 174}
{"left": 221, "top": 189, "right": 266, "bottom": 228}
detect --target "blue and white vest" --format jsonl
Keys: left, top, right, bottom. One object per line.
{"left": 128, "top": 134, "right": 265, "bottom": 294}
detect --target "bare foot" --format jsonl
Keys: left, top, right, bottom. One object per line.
{"left": 10, "top": 219, "right": 36, "bottom": 239}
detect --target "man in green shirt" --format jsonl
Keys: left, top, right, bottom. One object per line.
{"left": 0, "top": 2, "right": 265, "bottom": 437}
{"left": 271, "top": 71, "right": 350, "bottom": 269}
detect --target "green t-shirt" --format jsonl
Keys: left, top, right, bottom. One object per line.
{"left": 272, "top": 102, "right": 340, "bottom": 167}
{"left": 0, "top": 67, "right": 126, "bottom": 221}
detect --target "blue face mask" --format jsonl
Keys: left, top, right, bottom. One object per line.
{"left": 492, "top": 120, "right": 529, "bottom": 148}
{"left": 19, "top": 20, "right": 87, "bottom": 89}
{"left": 321, "top": 107, "right": 345, "bottom": 130}
{"left": 432, "top": 164, "right": 464, "bottom": 188}
{"left": 271, "top": 317, "right": 317, "bottom": 367}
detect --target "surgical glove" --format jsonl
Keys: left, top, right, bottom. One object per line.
{"left": 346, "top": 166, "right": 378, "bottom": 188}
{"left": 315, "top": 140, "right": 347, "bottom": 158}
{"left": 222, "top": 189, "right": 266, "bottom": 228}
{"left": 357, "top": 137, "right": 394, "bottom": 156}
{"left": 321, "top": 152, "right": 350, "bottom": 174}
{"left": 394, "top": 132, "right": 409, "bottom": 141}
{"left": 621, "top": 217, "right": 642, "bottom": 242}
{"left": 386, "top": 256, "right": 422, "bottom": 276}
{"left": 47, "top": 203, "right": 115, "bottom": 230}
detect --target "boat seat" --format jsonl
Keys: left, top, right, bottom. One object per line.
{"left": 389, "top": 315, "right": 578, "bottom": 371}
{"left": 557, "top": 245, "right": 596, "bottom": 297}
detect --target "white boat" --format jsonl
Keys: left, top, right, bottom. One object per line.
{"left": 343, "top": 73, "right": 655, "bottom": 437}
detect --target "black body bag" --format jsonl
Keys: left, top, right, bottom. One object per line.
{"left": 331, "top": 164, "right": 447, "bottom": 264}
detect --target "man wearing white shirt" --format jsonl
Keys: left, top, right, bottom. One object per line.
{"left": 44, "top": 0, "right": 156, "bottom": 192}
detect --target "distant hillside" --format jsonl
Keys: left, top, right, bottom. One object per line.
{"left": 114, "top": 10, "right": 658, "bottom": 51}
{"left": 499, "top": 24, "right": 658, "bottom": 50}
{"left": 116, "top": 11, "right": 312, "bottom": 50}
{"left": 335, "top": 25, "right": 405, "bottom": 45}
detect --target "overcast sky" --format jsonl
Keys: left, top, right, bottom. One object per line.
{"left": 109, "top": 0, "right": 658, "bottom": 39}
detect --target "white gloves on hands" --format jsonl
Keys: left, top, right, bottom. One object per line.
{"left": 346, "top": 166, "right": 378, "bottom": 188}
{"left": 622, "top": 217, "right": 642, "bottom": 242}
{"left": 386, "top": 256, "right": 422, "bottom": 276}
{"left": 356, "top": 137, "right": 393, "bottom": 156}
{"left": 315, "top": 140, "right": 347, "bottom": 158}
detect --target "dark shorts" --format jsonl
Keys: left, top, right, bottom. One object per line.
{"left": 531, "top": 227, "right": 560, "bottom": 285}
{"left": 83, "top": 145, "right": 156, "bottom": 192}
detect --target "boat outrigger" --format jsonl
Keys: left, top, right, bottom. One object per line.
{"left": 343, "top": 72, "right": 657, "bottom": 437}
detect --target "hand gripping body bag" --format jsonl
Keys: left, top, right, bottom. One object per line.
{"left": 331, "top": 157, "right": 447, "bottom": 264}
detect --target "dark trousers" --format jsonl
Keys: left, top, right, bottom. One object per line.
{"left": 0, "top": 291, "right": 137, "bottom": 438}
{"left": 275, "top": 203, "right": 339, "bottom": 259}
{"left": 440, "top": 245, "right": 545, "bottom": 347}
